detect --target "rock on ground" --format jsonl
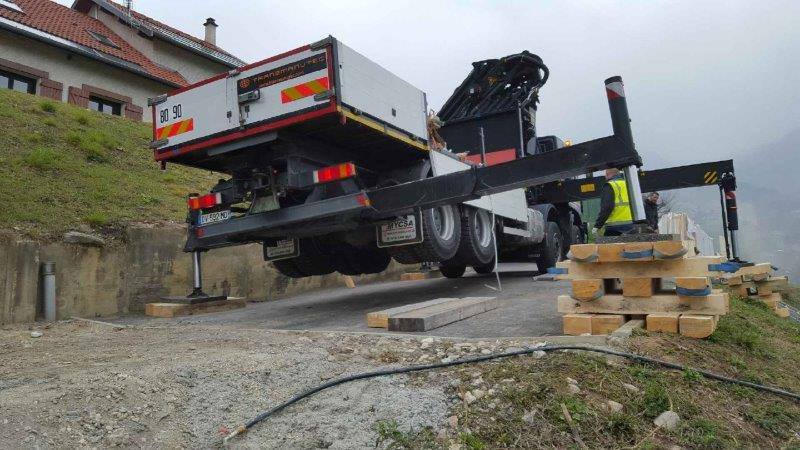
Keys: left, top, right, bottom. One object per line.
{"left": 654, "top": 410, "right": 681, "bottom": 430}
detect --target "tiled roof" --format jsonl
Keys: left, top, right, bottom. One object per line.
{"left": 101, "top": 0, "right": 245, "bottom": 67}
{"left": 0, "top": 0, "right": 188, "bottom": 86}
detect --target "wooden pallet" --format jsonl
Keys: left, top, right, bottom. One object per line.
{"left": 557, "top": 240, "right": 733, "bottom": 339}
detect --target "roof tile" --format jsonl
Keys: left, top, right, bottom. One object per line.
{"left": 0, "top": 0, "right": 189, "bottom": 86}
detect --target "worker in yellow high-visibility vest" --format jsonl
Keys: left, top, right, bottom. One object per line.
{"left": 592, "top": 168, "right": 634, "bottom": 236}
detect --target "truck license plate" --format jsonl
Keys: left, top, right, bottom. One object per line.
{"left": 198, "top": 210, "right": 231, "bottom": 225}
{"left": 377, "top": 212, "right": 424, "bottom": 248}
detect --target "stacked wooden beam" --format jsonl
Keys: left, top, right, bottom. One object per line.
{"left": 556, "top": 240, "right": 729, "bottom": 339}
{"left": 727, "top": 265, "right": 790, "bottom": 318}
{"left": 366, "top": 297, "right": 498, "bottom": 332}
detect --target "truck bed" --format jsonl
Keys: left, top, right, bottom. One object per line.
{"left": 150, "top": 37, "right": 429, "bottom": 173}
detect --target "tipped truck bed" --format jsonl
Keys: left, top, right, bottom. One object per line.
{"left": 150, "top": 36, "right": 429, "bottom": 173}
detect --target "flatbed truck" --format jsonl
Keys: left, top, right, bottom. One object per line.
{"left": 149, "top": 36, "right": 648, "bottom": 298}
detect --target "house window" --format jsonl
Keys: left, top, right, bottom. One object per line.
{"left": 0, "top": 69, "right": 35, "bottom": 94}
{"left": 88, "top": 96, "right": 121, "bottom": 116}
{"left": 87, "top": 30, "right": 120, "bottom": 49}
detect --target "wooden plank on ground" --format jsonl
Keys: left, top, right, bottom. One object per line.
{"left": 555, "top": 256, "right": 724, "bottom": 280}
{"left": 622, "top": 277, "right": 655, "bottom": 297}
{"left": 679, "top": 314, "right": 717, "bottom": 338}
{"left": 646, "top": 313, "right": 680, "bottom": 333}
{"left": 571, "top": 279, "right": 604, "bottom": 301}
{"left": 776, "top": 307, "right": 790, "bottom": 318}
{"left": 563, "top": 314, "right": 593, "bottom": 336}
{"left": 557, "top": 291, "right": 729, "bottom": 316}
{"left": 366, "top": 297, "right": 456, "bottom": 328}
{"left": 387, "top": 297, "right": 498, "bottom": 332}
{"left": 591, "top": 314, "right": 626, "bottom": 335}
{"left": 145, "top": 298, "right": 246, "bottom": 318}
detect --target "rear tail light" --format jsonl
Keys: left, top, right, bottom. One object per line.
{"left": 313, "top": 162, "right": 356, "bottom": 184}
{"left": 187, "top": 192, "right": 222, "bottom": 210}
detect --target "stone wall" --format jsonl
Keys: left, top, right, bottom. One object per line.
{"left": 0, "top": 226, "right": 408, "bottom": 324}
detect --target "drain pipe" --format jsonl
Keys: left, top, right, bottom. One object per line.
{"left": 41, "top": 262, "right": 56, "bottom": 321}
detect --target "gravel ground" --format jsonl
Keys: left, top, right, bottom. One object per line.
{"left": 0, "top": 320, "right": 556, "bottom": 449}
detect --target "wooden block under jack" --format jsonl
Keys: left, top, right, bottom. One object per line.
{"left": 653, "top": 240, "right": 693, "bottom": 259}
{"left": 758, "top": 292, "right": 781, "bottom": 310}
{"left": 622, "top": 242, "right": 654, "bottom": 261}
{"left": 676, "top": 277, "right": 711, "bottom": 297}
{"left": 145, "top": 298, "right": 246, "bottom": 318}
{"left": 591, "top": 314, "right": 626, "bottom": 335}
{"left": 646, "top": 313, "right": 680, "bottom": 333}
{"left": 343, "top": 275, "right": 356, "bottom": 289}
{"left": 571, "top": 279, "right": 604, "bottom": 301}
{"left": 557, "top": 291, "right": 729, "bottom": 316}
{"left": 563, "top": 314, "right": 594, "bottom": 336}
{"left": 401, "top": 272, "right": 427, "bottom": 281}
{"left": 568, "top": 244, "right": 599, "bottom": 262}
{"left": 679, "top": 314, "right": 717, "bottom": 339}
{"left": 597, "top": 243, "right": 626, "bottom": 262}
{"left": 622, "top": 277, "right": 655, "bottom": 297}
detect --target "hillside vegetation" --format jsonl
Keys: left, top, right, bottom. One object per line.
{"left": 0, "top": 89, "right": 217, "bottom": 238}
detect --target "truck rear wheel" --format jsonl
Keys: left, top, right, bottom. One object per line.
{"left": 446, "top": 206, "right": 495, "bottom": 267}
{"left": 535, "top": 221, "right": 563, "bottom": 272}
{"left": 335, "top": 245, "right": 391, "bottom": 275}
{"left": 439, "top": 264, "right": 466, "bottom": 278}
{"left": 388, "top": 204, "right": 462, "bottom": 264}
{"left": 473, "top": 259, "right": 495, "bottom": 274}
{"left": 272, "top": 258, "right": 305, "bottom": 278}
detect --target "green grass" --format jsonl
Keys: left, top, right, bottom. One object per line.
{"left": 402, "top": 293, "right": 800, "bottom": 449}
{"left": 0, "top": 89, "right": 217, "bottom": 237}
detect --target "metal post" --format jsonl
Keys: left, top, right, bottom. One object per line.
{"left": 720, "top": 174, "right": 739, "bottom": 260}
{"left": 191, "top": 250, "right": 204, "bottom": 297}
{"left": 41, "top": 262, "right": 56, "bottom": 322}
{"left": 718, "top": 187, "right": 731, "bottom": 259}
{"left": 479, "top": 127, "right": 487, "bottom": 166}
{"left": 604, "top": 76, "right": 646, "bottom": 222}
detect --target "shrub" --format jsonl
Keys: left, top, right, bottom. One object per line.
{"left": 23, "top": 147, "right": 61, "bottom": 170}
{"left": 83, "top": 212, "right": 109, "bottom": 226}
{"left": 39, "top": 101, "right": 57, "bottom": 113}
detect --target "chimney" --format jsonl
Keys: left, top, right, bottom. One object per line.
{"left": 203, "top": 18, "right": 218, "bottom": 46}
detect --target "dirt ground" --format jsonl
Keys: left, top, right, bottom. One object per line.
{"left": 0, "top": 319, "right": 555, "bottom": 449}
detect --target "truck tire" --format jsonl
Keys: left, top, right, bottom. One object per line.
{"left": 272, "top": 258, "right": 305, "bottom": 278}
{"left": 439, "top": 264, "right": 466, "bottom": 278}
{"left": 446, "top": 206, "right": 495, "bottom": 266}
{"left": 535, "top": 221, "right": 563, "bottom": 272}
{"left": 473, "top": 260, "right": 495, "bottom": 274}
{"left": 273, "top": 239, "right": 336, "bottom": 278}
{"left": 389, "top": 204, "right": 462, "bottom": 264}
{"left": 336, "top": 245, "right": 391, "bottom": 275}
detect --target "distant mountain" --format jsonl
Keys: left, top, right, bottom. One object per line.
{"left": 667, "top": 129, "right": 800, "bottom": 280}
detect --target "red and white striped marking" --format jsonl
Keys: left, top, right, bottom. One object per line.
{"left": 606, "top": 81, "right": 625, "bottom": 100}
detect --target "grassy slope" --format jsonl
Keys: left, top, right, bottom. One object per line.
{"left": 0, "top": 89, "right": 217, "bottom": 238}
{"left": 377, "top": 292, "right": 800, "bottom": 449}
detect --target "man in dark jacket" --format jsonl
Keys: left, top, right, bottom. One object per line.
{"left": 644, "top": 192, "right": 660, "bottom": 231}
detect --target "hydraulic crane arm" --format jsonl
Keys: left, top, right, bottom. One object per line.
{"left": 533, "top": 159, "right": 735, "bottom": 204}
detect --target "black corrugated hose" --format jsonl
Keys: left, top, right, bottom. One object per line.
{"left": 222, "top": 344, "right": 800, "bottom": 444}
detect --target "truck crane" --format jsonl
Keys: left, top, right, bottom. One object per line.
{"left": 149, "top": 36, "right": 721, "bottom": 301}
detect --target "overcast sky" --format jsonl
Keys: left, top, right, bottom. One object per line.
{"left": 58, "top": 0, "right": 800, "bottom": 168}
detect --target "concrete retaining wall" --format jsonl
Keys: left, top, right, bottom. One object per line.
{"left": 0, "top": 225, "right": 409, "bottom": 324}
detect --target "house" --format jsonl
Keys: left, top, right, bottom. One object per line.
{"left": 0, "top": 0, "right": 245, "bottom": 121}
